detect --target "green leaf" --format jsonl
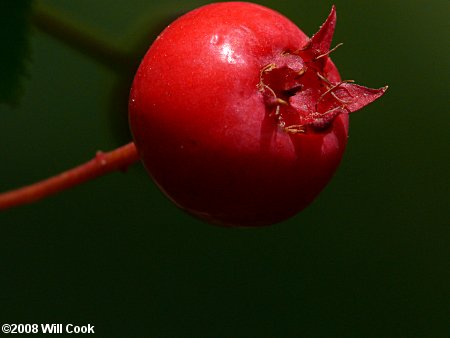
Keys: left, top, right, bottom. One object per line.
{"left": 0, "top": 0, "right": 33, "bottom": 107}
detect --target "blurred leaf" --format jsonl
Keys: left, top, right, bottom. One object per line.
{"left": 0, "top": 0, "right": 33, "bottom": 107}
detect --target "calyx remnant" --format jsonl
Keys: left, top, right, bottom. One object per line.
{"left": 258, "top": 6, "right": 387, "bottom": 134}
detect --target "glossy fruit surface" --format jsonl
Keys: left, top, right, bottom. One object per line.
{"left": 129, "top": 2, "right": 386, "bottom": 226}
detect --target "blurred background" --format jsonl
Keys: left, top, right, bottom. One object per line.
{"left": 0, "top": 0, "right": 448, "bottom": 337}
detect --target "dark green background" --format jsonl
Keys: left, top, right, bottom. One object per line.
{"left": 1, "top": 0, "right": 448, "bottom": 337}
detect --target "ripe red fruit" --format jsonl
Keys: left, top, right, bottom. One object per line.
{"left": 129, "top": 2, "right": 386, "bottom": 226}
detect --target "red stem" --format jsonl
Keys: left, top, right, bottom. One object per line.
{"left": 0, "top": 142, "right": 140, "bottom": 211}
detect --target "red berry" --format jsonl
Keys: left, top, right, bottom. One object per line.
{"left": 129, "top": 2, "right": 386, "bottom": 226}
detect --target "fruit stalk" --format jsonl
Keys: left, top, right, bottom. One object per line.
{"left": 0, "top": 142, "right": 139, "bottom": 210}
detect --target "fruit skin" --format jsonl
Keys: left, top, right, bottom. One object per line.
{"left": 129, "top": 2, "right": 384, "bottom": 226}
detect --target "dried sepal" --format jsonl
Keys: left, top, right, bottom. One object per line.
{"left": 260, "top": 6, "right": 387, "bottom": 132}
{"left": 301, "top": 6, "right": 337, "bottom": 61}
{"left": 333, "top": 83, "right": 388, "bottom": 113}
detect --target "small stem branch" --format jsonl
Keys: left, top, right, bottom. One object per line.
{"left": 0, "top": 142, "right": 140, "bottom": 211}
{"left": 31, "top": 4, "right": 134, "bottom": 73}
